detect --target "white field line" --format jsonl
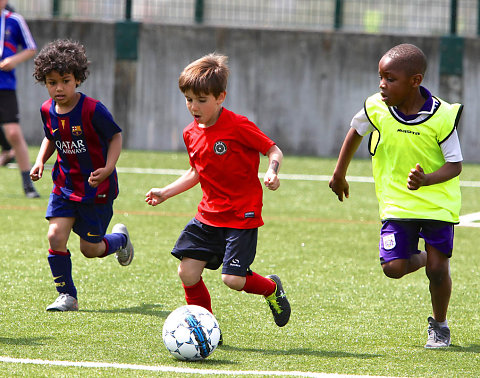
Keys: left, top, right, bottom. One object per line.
{"left": 0, "top": 356, "right": 400, "bottom": 378}
{"left": 117, "top": 167, "right": 480, "bottom": 228}
{"left": 115, "top": 167, "right": 369, "bottom": 182}
{"left": 12, "top": 163, "right": 480, "bottom": 226}
{"left": 8, "top": 162, "right": 480, "bottom": 186}
{"left": 115, "top": 167, "right": 480, "bottom": 187}
{"left": 458, "top": 212, "right": 480, "bottom": 228}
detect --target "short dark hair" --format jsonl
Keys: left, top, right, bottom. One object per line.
{"left": 383, "top": 43, "right": 427, "bottom": 76}
{"left": 178, "top": 53, "right": 229, "bottom": 98}
{"left": 33, "top": 39, "right": 90, "bottom": 84}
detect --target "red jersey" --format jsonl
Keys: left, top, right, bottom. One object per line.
{"left": 183, "top": 108, "right": 275, "bottom": 229}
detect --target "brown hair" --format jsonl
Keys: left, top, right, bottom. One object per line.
{"left": 33, "top": 39, "right": 90, "bottom": 84}
{"left": 178, "top": 53, "right": 229, "bottom": 98}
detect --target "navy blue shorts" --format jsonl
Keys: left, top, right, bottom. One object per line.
{"left": 171, "top": 218, "right": 258, "bottom": 276}
{"left": 46, "top": 192, "right": 113, "bottom": 243}
{"left": 379, "top": 220, "right": 454, "bottom": 264}
{"left": 0, "top": 90, "right": 19, "bottom": 124}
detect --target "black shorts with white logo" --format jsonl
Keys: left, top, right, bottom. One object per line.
{"left": 172, "top": 217, "right": 258, "bottom": 276}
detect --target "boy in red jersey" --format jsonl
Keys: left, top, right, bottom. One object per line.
{"left": 146, "top": 53, "right": 291, "bottom": 331}
{"left": 30, "top": 39, "right": 134, "bottom": 311}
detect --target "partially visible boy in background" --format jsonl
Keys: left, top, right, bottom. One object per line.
{"left": 0, "top": 0, "right": 39, "bottom": 196}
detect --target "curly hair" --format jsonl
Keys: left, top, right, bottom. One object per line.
{"left": 33, "top": 39, "right": 90, "bottom": 84}
{"left": 178, "top": 53, "right": 229, "bottom": 98}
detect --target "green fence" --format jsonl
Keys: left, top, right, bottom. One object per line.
{"left": 9, "top": 0, "right": 480, "bottom": 36}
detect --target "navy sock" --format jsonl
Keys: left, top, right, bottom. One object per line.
{"left": 102, "top": 232, "right": 127, "bottom": 256}
{"left": 21, "top": 170, "right": 34, "bottom": 190}
{"left": 48, "top": 249, "right": 77, "bottom": 299}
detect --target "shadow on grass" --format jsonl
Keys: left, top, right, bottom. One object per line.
{"left": 221, "top": 344, "right": 381, "bottom": 359}
{"left": 0, "top": 337, "right": 51, "bottom": 346}
{"left": 80, "top": 303, "right": 170, "bottom": 318}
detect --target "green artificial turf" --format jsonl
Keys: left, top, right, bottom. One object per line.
{"left": 0, "top": 149, "right": 479, "bottom": 377}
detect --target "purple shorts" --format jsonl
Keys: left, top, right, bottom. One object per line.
{"left": 379, "top": 220, "right": 454, "bottom": 264}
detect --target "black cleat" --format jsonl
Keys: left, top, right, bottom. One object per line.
{"left": 265, "top": 274, "right": 291, "bottom": 327}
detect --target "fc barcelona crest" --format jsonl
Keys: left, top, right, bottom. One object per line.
{"left": 71, "top": 125, "right": 83, "bottom": 136}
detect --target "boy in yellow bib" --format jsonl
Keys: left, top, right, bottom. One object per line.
{"left": 329, "top": 44, "right": 463, "bottom": 348}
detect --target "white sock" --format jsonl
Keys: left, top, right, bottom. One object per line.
{"left": 437, "top": 319, "right": 448, "bottom": 328}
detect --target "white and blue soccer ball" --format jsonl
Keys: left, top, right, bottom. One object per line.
{"left": 162, "top": 305, "right": 221, "bottom": 361}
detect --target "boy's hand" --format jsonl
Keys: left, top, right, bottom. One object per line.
{"left": 0, "top": 57, "right": 16, "bottom": 71}
{"left": 145, "top": 188, "right": 166, "bottom": 206}
{"left": 407, "top": 163, "right": 426, "bottom": 190}
{"left": 30, "top": 163, "right": 44, "bottom": 181}
{"left": 88, "top": 168, "right": 110, "bottom": 188}
{"left": 329, "top": 175, "right": 349, "bottom": 201}
{"left": 264, "top": 170, "right": 280, "bottom": 191}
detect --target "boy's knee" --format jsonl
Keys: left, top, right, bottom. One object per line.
{"left": 177, "top": 264, "right": 188, "bottom": 280}
{"left": 426, "top": 264, "right": 449, "bottom": 284}
{"left": 177, "top": 265, "right": 198, "bottom": 285}
{"left": 47, "top": 230, "right": 65, "bottom": 250}
{"left": 382, "top": 262, "right": 406, "bottom": 279}
{"left": 221, "top": 274, "right": 244, "bottom": 290}
{"left": 3, "top": 125, "right": 20, "bottom": 143}
{"left": 78, "top": 239, "right": 105, "bottom": 258}
{"left": 79, "top": 246, "right": 98, "bottom": 258}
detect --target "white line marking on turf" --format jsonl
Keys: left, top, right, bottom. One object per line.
{"left": 459, "top": 212, "right": 480, "bottom": 228}
{"left": 114, "top": 167, "right": 480, "bottom": 187}
{"left": 0, "top": 356, "right": 396, "bottom": 378}
{"left": 121, "top": 166, "right": 477, "bottom": 229}
{"left": 13, "top": 163, "right": 479, "bottom": 227}
{"left": 9, "top": 163, "right": 480, "bottom": 187}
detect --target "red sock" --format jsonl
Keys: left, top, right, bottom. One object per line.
{"left": 241, "top": 271, "right": 276, "bottom": 296}
{"left": 48, "top": 248, "right": 70, "bottom": 256}
{"left": 182, "top": 277, "right": 212, "bottom": 313}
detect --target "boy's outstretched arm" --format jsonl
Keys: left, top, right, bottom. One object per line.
{"left": 30, "top": 137, "right": 55, "bottom": 181}
{"left": 145, "top": 166, "right": 200, "bottom": 206}
{"left": 264, "top": 144, "right": 283, "bottom": 191}
{"left": 329, "top": 128, "right": 363, "bottom": 201}
{"left": 407, "top": 162, "right": 462, "bottom": 190}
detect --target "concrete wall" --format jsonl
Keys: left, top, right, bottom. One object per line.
{"left": 15, "top": 20, "right": 479, "bottom": 161}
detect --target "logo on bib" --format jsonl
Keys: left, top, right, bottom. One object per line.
{"left": 382, "top": 234, "right": 396, "bottom": 250}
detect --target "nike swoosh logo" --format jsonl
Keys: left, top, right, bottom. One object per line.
{"left": 51, "top": 128, "right": 58, "bottom": 133}
{"left": 53, "top": 275, "right": 63, "bottom": 280}
{"left": 87, "top": 232, "right": 101, "bottom": 237}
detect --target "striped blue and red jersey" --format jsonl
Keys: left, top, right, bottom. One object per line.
{"left": 0, "top": 8, "right": 36, "bottom": 90}
{"left": 40, "top": 93, "right": 121, "bottom": 204}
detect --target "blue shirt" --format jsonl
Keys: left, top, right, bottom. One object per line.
{"left": 0, "top": 8, "right": 36, "bottom": 90}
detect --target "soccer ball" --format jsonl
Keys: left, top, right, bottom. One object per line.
{"left": 162, "top": 305, "right": 221, "bottom": 361}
